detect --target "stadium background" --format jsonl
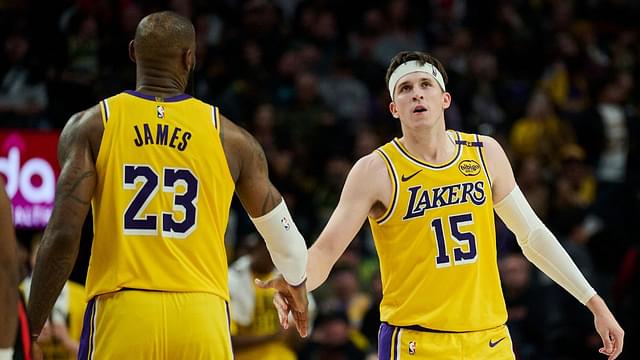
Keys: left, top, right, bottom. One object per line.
{"left": 0, "top": 0, "right": 639, "bottom": 359}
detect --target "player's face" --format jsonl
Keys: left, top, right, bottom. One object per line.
{"left": 389, "top": 72, "right": 451, "bottom": 130}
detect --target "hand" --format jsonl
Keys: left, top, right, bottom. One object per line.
{"left": 587, "top": 295, "right": 624, "bottom": 360}
{"left": 256, "top": 275, "right": 309, "bottom": 337}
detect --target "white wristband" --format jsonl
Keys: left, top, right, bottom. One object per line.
{"left": 251, "top": 199, "right": 308, "bottom": 286}
{"left": 0, "top": 348, "right": 14, "bottom": 360}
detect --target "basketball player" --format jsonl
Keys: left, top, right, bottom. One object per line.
{"left": 27, "top": 11, "right": 308, "bottom": 359}
{"left": 0, "top": 178, "right": 18, "bottom": 360}
{"left": 259, "top": 51, "right": 624, "bottom": 359}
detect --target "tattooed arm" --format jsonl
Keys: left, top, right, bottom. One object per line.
{"left": 220, "top": 115, "right": 281, "bottom": 216}
{"left": 28, "top": 106, "right": 102, "bottom": 337}
{"left": 221, "top": 115, "right": 309, "bottom": 337}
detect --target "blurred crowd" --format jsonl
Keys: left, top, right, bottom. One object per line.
{"left": 2, "top": 0, "right": 639, "bottom": 359}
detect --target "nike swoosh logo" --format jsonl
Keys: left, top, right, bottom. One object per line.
{"left": 401, "top": 170, "right": 422, "bottom": 182}
{"left": 489, "top": 337, "right": 506, "bottom": 348}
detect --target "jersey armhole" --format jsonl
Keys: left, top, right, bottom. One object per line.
{"left": 211, "top": 105, "right": 220, "bottom": 133}
{"left": 475, "top": 134, "right": 493, "bottom": 187}
{"left": 373, "top": 149, "right": 399, "bottom": 225}
{"left": 99, "top": 99, "right": 109, "bottom": 126}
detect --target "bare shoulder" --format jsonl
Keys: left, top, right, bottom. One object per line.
{"left": 219, "top": 115, "right": 264, "bottom": 183}
{"left": 345, "top": 152, "right": 390, "bottom": 200}
{"left": 477, "top": 135, "right": 503, "bottom": 155}
{"left": 478, "top": 134, "right": 516, "bottom": 201}
{"left": 219, "top": 114, "right": 251, "bottom": 147}
{"left": 59, "top": 105, "right": 104, "bottom": 162}
{"left": 351, "top": 152, "right": 387, "bottom": 179}
{"left": 477, "top": 135, "right": 511, "bottom": 167}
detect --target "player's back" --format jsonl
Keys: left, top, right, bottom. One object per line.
{"left": 86, "top": 91, "right": 234, "bottom": 301}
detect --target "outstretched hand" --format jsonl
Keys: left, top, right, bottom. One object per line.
{"left": 255, "top": 275, "right": 309, "bottom": 337}
{"left": 588, "top": 295, "right": 624, "bottom": 360}
{"left": 594, "top": 311, "right": 624, "bottom": 360}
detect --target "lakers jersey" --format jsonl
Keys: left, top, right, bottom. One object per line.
{"left": 369, "top": 131, "right": 507, "bottom": 332}
{"left": 87, "top": 90, "right": 235, "bottom": 301}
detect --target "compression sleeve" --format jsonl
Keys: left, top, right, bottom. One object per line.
{"left": 494, "top": 186, "right": 597, "bottom": 304}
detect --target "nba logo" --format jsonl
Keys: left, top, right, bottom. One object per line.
{"left": 432, "top": 66, "right": 437, "bottom": 77}
{"left": 408, "top": 341, "right": 416, "bottom": 355}
{"left": 156, "top": 105, "right": 165, "bottom": 119}
{"left": 281, "top": 217, "right": 290, "bottom": 231}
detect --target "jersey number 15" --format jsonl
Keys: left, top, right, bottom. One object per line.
{"left": 431, "top": 213, "right": 478, "bottom": 267}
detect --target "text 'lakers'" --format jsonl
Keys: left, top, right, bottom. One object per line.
{"left": 403, "top": 181, "right": 486, "bottom": 220}
{"left": 133, "top": 123, "right": 192, "bottom": 151}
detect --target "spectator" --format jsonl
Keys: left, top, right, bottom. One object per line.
{"left": 297, "top": 310, "right": 368, "bottom": 360}
{"left": 0, "top": 31, "right": 48, "bottom": 129}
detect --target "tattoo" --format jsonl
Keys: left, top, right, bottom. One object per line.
{"left": 28, "top": 238, "right": 77, "bottom": 333}
{"left": 260, "top": 188, "right": 278, "bottom": 214}
{"left": 55, "top": 168, "right": 96, "bottom": 206}
{"left": 28, "top": 108, "right": 96, "bottom": 335}
{"left": 246, "top": 130, "right": 268, "bottom": 174}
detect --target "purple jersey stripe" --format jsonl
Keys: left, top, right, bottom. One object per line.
{"left": 124, "top": 90, "right": 192, "bottom": 102}
{"left": 378, "top": 323, "right": 396, "bottom": 360}
{"left": 78, "top": 298, "right": 96, "bottom": 360}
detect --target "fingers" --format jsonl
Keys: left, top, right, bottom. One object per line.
{"left": 287, "top": 283, "right": 309, "bottom": 312}
{"left": 255, "top": 278, "right": 274, "bottom": 289}
{"left": 256, "top": 277, "right": 290, "bottom": 293}
{"left": 261, "top": 276, "right": 310, "bottom": 338}
{"left": 599, "top": 329, "right": 614, "bottom": 355}
{"left": 599, "top": 331, "right": 623, "bottom": 360}
{"left": 292, "top": 309, "right": 308, "bottom": 337}
{"left": 272, "top": 292, "right": 290, "bottom": 329}
{"left": 285, "top": 282, "right": 309, "bottom": 337}
{"left": 610, "top": 329, "right": 624, "bottom": 360}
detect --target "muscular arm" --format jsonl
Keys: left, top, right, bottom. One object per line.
{"left": 220, "top": 116, "right": 281, "bottom": 216}
{"left": 28, "top": 107, "right": 102, "bottom": 336}
{"left": 221, "top": 115, "right": 310, "bottom": 335}
{"left": 307, "top": 153, "right": 388, "bottom": 291}
{"left": 0, "top": 178, "right": 18, "bottom": 348}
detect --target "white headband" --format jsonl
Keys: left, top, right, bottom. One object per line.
{"left": 388, "top": 60, "right": 446, "bottom": 99}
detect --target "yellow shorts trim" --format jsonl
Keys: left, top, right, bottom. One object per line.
{"left": 379, "top": 323, "right": 515, "bottom": 359}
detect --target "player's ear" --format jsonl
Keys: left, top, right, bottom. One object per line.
{"left": 442, "top": 91, "right": 451, "bottom": 110}
{"left": 389, "top": 101, "right": 400, "bottom": 119}
{"left": 128, "top": 40, "right": 136, "bottom": 63}
{"left": 185, "top": 48, "right": 196, "bottom": 73}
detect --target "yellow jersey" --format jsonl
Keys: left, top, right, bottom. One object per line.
{"left": 87, "top": 91, "right": 234, "bottom": 301}
{"left": 369, "top": 131, "right": 507, "bottom": 332}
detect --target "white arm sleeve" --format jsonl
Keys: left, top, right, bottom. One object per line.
{"left": 494, "top": 186, "right": 597, "bottom": 304}
{"left": 251, "top": 199, "right": 308, "bottom": 286}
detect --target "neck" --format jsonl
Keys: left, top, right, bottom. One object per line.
{"left": 399, "top": 121, "right": 455, "bottom": 164}
{"left": 136, "top": 66, "right": 187, "bottom": 98}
